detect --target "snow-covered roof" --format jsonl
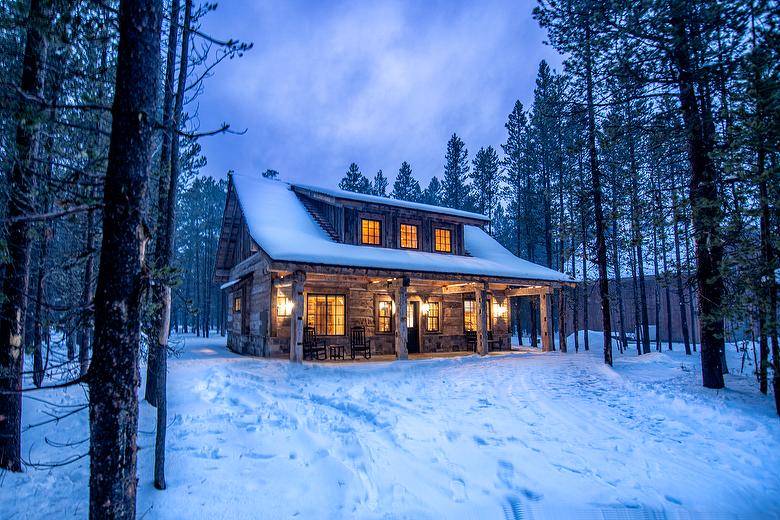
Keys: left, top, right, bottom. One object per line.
{"left": 231, "top": 174, "right": 572, "bottom": 283}
{"left": 292, "top": 183, "right": 490, "bottom": 222}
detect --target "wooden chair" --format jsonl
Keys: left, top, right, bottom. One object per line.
{"left": 464, "top": 330, "right": 477, "bottom": 352}
{"left": 303, "top": 327, "right": 327, "bottom": 360}
{"left": 487, "top": 331, "right": 504, "bottom": 351}
{"left": 350, "top": 326, "right": 371, "bottom": 360}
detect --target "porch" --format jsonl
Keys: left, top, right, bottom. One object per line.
{"left": 260, "top": 269, "right": 562, "bottom": 362}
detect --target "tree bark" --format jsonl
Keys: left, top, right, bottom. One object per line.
{"left": 584, "top": 20, "right": 611, "bottom": 365}
{"left": 146, "top": 0, "right": 181, "bottom": 406}
{"left": 670, "top": 6, "right": 725, "bottom": 389}
{"left": 0, "top": 0, "right": 50, "bottom": 472}
{"left": 88, "top": 0, "right": 162, "bottom": 517}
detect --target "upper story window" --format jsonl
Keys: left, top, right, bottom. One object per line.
{"left": 400, "top": 224, "right": 418, "bottom": 249}
{"left": 361, "top": 219, "right": 381, "bottom": 245}
{"left": 434, "top": 228, "right": 452, "bottom": 253}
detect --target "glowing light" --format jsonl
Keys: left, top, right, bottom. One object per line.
{"left": 421, "top": 303, "right": 430, "bottom": 315}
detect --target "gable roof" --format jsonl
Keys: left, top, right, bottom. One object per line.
{"left": 291, "top": 183, "right": 490, "bottom": 222}
{"left": 228, "top": 174, "right": 573, "bottom": 283}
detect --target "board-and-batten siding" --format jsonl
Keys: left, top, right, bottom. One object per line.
{"left": 300, "top": 193, "right": 467, "bottom": 255}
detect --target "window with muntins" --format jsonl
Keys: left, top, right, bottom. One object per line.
{"left": 306, "top": 294, "right": 345, "bottom": 335}
{"left": 361, "top": 219, "right": 381, "bottom": 245}
{"left": 463, "top": 297, "right": 492, "bottom": 332}
{"left": 400, "top": 224, "right": 418, "bottom": 249}
{"left": 427, "top": 302, "right": 440, "bottom": 332}
{"left": 434, "top": 228, "right": 452, "bottom": 253}
{"left": 233, "top": 296, "right": 241, "bottom": 312}
{"left": 377, "top": 300, "right": 393, "bottom": 333}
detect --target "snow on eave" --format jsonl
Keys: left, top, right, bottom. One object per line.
{"left": 229, "top": 174, "right": 573, "bottom": 283}
{"left": 292, "top": 183, "right": 490, "bottom": 222}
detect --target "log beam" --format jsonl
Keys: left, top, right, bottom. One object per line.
{"left": 540, "top": 291, "right": 553, "bottom": 352}
{"left": 290, "top": 270, "right": 305, "bottom": 362}
{"left": 476, "top": 283, "right": 489, "bottom": 356}
{"left": 442, "top": 282, "right": 479, "bottom": 295}
{"left": 394, "top": 277, "right": 409, "bottom": 360}
{"left": 505, "top": 286, "right": 552, "bottom": 297}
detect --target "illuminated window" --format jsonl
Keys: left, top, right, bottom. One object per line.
{"left": 427, "top": 302, "right": 440, "bottom": 332}
{"left": 463, "top": 297, "right": 492, "bottom": 332}
{"left": 377, "top": 300, "right": 393, "bottom": 333}
{"left": 233, "top": 296, "right": 241, "bottom": 312}
{"left": 434, "top": 228, "right": 452, "bottom": 253}
{"left": 276, "top": 292, "right": 292, "bottom": 317}
{"left": 306, "top": 294, "right": 345, "bottom": 335}
{"left": 400, "top": 224, "right": 418, "bottom": 249}
{"left": 463, "top": 299, "right": 476, "bottom": 332}
{"left": 361, "top": 219, "right": 381, "bottom": 245}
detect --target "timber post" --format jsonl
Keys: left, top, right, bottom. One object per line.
{"left": 476, "top": 282, "right": 489, "bottom": 356}
{"left": 394, "top": 276, "right": 409, "bottom": 360}
{"left": 290, "top": 270, "right": 305, "bottom": 362}
{"left": 540, "top": 289, "right": 553, "bottom": 352}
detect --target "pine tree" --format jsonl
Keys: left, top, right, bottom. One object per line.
{"left": 391, "top": 161, "right": 422, "bottom": 202}
{"left": 339, "top": 162, "right": 371, "bottom": 194}
{"left": 442, "top": 133, "right": 470, "bottom": 209}
{"left": 421, "top": 175, "right": 443, "bottom": 206}
{"left": 371, "top": 169, "right": 388, "bottom": 196}
{"left": 262, "top": 169, "right": 279, "bottom": 179}
{"left": 471, "top": 146, "right": 500, "bottom": 232}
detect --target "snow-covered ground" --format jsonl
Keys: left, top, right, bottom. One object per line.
{"left": 3, "top": 332, "right": 779, "bottom": 519}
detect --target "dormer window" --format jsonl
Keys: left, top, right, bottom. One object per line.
{"left": 434, "top": 228, "right": 452, "bottom": 253}
{"left": 400, "top": 224, "right": 418, "bottom": 249}
{"left": 361, "top": 219, "right": 381, "bottom": 245}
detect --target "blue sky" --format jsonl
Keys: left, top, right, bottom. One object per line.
{"left": 196, "top": 0, "right": 561, "bottom": 188}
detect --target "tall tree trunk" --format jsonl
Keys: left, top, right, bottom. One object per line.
{"left": 611, "top": 206, "right": 628, "bottom": 352}
{"left": 670, "top": 7, "right": 725, "bottom": 388}
{"left": 146, "top": 0, "right": 181, "bottom": 408}
{"left": 671, "top": 187, "right": 691, "bottom": 354}
{"left": 88, "top": 1, "right": 162, "bottom": 517}
{"left": 0, "top": 0, "right": 50, "bottom": 472}
{"left": 153, "top": 0, "right": 190, "bottom": 490}
{"left": 584, "top": 20, "right": 611, "bottom": 364}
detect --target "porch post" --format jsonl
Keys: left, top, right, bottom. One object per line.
{"left": 540, "top": 288, "right": 553, "bottom": 352}
{"left": 476, "top": 283, "right": 489, "bottom": 356}
{"left": 394, "top": 277, "right": 409, "bottom": 360}
{"left": 290, "top": 270, "right": 305, "bottom": 362}
{"left": 558, "top": 287, "right": 567, "bottom": 353}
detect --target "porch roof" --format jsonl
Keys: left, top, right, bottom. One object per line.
{"left": 231, "top": 174, "right": 573, "bottom": 284}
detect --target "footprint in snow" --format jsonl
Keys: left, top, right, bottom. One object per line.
{"left": 450, "top": 479, "right": 467, "bottom": 502}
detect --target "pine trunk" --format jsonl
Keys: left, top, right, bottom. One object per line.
{"left": 88, "top": 1, "right": 162, "bottom": 517}
{"left": 670, "top": 7, "right": 725, "bottom": 389}
{"left": 0, "top": 0, "right": 50, "bottom": 472}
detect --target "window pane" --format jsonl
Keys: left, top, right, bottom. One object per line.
{"left": 427, "top": 302, "right": 440, "bottom": 332}
{"left": 377, "top": 300, "right": 392, "bottom": 333}
{"left": 435, "top": 229, "right": 451, "bottom": 253}
{"left": 362, "top": 219, "right": 381, "bottom": 245}
{"left": 464, "top": 299, "right": 476, "bottom": 332}
{"left": 400, "top": 224, "right": 418, "bottom": 249}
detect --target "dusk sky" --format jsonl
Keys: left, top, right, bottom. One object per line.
{"left": 196, "top": 0, "right": 562, "bottom": 188}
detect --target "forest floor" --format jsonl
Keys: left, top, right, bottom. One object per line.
{"left": 2, "top": 332, "right": 779, "bottom": 519}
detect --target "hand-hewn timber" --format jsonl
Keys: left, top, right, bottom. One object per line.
{"left": 290, "top": 270, "right": 305, "bottom": 362}
{"left": 394, "top": 278, "right": 409, "bottom": 359}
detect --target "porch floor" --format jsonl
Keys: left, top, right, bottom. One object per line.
{"left": 272, "top": 347, "right": 533, "bottom": 363}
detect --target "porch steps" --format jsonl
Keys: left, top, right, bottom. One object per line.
{"left": 297, "top": 194, "right": 341, "bottom": 242}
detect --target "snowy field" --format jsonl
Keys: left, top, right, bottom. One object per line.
{"left": 3, "top": 332, "right": 779, "bottom": 519}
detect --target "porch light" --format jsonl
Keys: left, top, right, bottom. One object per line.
{"left": 285, "top": 300, "right": 295, "bottom": 315}
{"left": 493, "top": 303, "right": 507, "bottom": 318}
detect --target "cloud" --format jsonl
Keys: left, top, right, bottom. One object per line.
{"left": 196, "top": 0, "right": 561, "bottom": 187}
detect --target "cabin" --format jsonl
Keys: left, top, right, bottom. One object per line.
{"left": 213, "top": 174, "right": 573, "bottom": 361}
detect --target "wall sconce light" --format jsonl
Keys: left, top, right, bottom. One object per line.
{"left": 493, "top": 303, "right": 507, "bottom": 318}
{"left": 277, "top": 295, "right": 294, "bottom": 317}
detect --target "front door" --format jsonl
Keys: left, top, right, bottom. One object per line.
{"left": 407, "top": 301, "right": 420, "bottom": 353}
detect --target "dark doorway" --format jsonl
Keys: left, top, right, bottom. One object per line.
{"left": 407, "top": 301, "right": 420, "bottom": 353}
